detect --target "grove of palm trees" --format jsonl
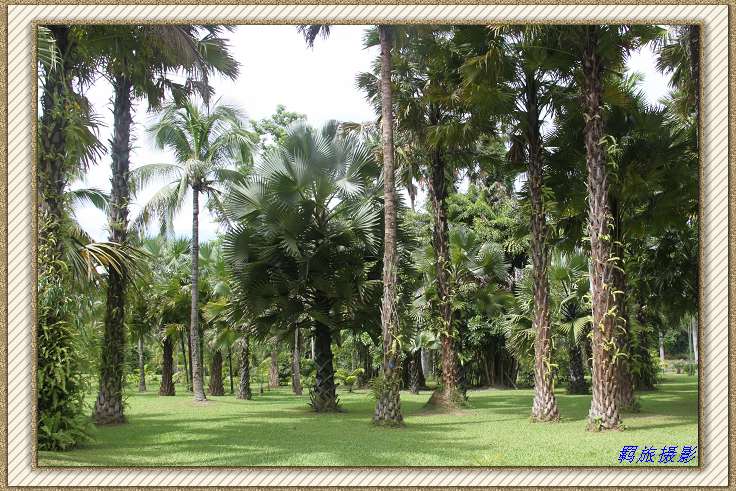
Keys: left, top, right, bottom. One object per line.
{"left": 37, "top": 24, "right": 698, "bottom": 467}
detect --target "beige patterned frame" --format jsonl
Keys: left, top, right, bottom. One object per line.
{"left": 2, "top": 2, "right": 730, "bottom": 488}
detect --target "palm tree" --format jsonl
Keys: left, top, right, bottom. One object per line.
{"left": 466, "top": 25, "right": 566, "bottom": 421}
{"left": 300, "top": 24, "right": 404, "bottom": 424}
{"left": 133, "top": 98, "right": 256, "bottom": 402}
{"left": 291, "top": 329, "right": 304, "bottom": 395}
{"left": 573, "top": 24, "right": 662, "bottom": 430}
{"left": 140, "top": 236, "right": 192, "bottom": 396}
{"left": 87, "top": 25, "right": 240, "bottom": 423}
{"left": 36, "top": 26, "right": 143, "bottom": 446}
{"left": 415, "top": 224, "right": 508, "bottom": 399}
{"left": 222, "top": 121, "right": 382, "bottom": 412}
{"left": 359, "top": 27, "right": 485, "bottom": 408}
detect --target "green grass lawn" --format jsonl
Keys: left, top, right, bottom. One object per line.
{"left": 38, "top": 374, "right": 698, "bottom": 467}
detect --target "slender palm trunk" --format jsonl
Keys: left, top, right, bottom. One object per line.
{"left": 227, "top": 346, "right": 235, "bottom": 395}
{"left": 292, "top": 329, "right": 303, "bottom": 395}
{"left": 582, "top": 27, "right": 621, "bottom": 431}
{"left": 691, "top": 316, "right": 698, "bottom": 364}
{"left": 310, "top": 321, "right": 339, "bottom": 412}
{"left": 526, "top": 71, "right": 559, "bottom": 421}
{"left": 611, "top": 199, "right": 634, "bottom": 410}
{"left": 190, "top": 187, "right": 206, "bottom": 401}
{"left": 269, "top": 350, "right": 279, "bottom": 388}
{"left": 689, "top": 25, "right": 701, "bottom": 127}
{"left": 38, "top": 26, "right": 73, "bottom": 252}
{"left": 94, "top": 74, "right": 132, "bottom": 425}
{"left": 237, "top": 335, "right": 252, "bottom": 400}
{"left": 137, "top": 336, "right": 146, "bottom": 392}
{"left": 427, "top": 144, "right": 460, "bottom": 408}
{"left": 373, "top": 25, "right": 403, "bottom": 425}
{"left": 36, "top": 26, "right": 88, "bottom": 449}
{"left": 179, "top": 332, "right": 191, "bottom": 391}
{"left": 567, "top": 339, "right": 588, "bottom": 394}
{"left": 658, "top": 331, "right": 666, "bottom": 366}
{"left": 208, "top": 350, "right": 224, "bottom": 396}
{"left": 159, "top": 336, "right": 176, "bottom": 396}
{"left": 409, "top": 354, "right": 420, "bottom": 394}
{"left": 421, "top": 348, "right": 431, "bottom": 380}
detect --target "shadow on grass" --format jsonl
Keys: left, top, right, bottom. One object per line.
{"left": 39, "top": 375, "right": 698, "bottom": 467}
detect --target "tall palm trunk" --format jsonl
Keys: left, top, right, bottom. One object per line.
{"left": 37, "top": 26, "right": 87, "bottom": 448}
{"left": 179, "top": 332, "right": 191, "bottom": 391}
{"left": 689, "top": 25, "right": 701, "bottom": 126}
{"left": 611, "top": 199, "right": 634, "bottom": 409}
{"left": 137, "top": 336, "right": 146, "bottom": 392}
{"left": 408, "top": 351, "right": 425, "bottom": 394}
{"left": 427, "top": 145, "right": 460, "bottom": 407}
{"left": 269, "top": 350, "right": 279, "bottom": 388}
{"left": 310, "top": 321, "right": 339, "bottom": 412}
{"left": 292, "top": 329, "right": 303, "bottom": 395}
{"left": 567, "top": 339, "right": 588, "bottom": 394}
{"left": 526, "top": 71, "right": 560, "bottom": 422}
{"left": 581, "top": 27, "right": 621, "bottom": 431}
{"left": 208, "top": 350, "right": 224, "bottom": 396}
{"left": 190, "top": 186, "right": 206, "bottom": 401}
{"left": 94, "top": 74, "right": 132, "bottom": 425}
{"left": 373, "top": 25, "right": 403, "bottom": 425}
{"left": 159, "top": 336, "right": 176, "bottom": 396}
{"left": 227, "top": 346, "right": 235, "bottom": 395}
{"left": 38, "top": 26, "right": 73, "bottom": 253}
{"left": 237, "top": 335, "right": 252, "bottom": 400}
{"left": 658, "top": 331, "right": 666, "bottom": 366}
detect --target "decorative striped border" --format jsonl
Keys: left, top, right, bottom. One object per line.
{"left": 4, "top": 4, "right": 729, "bottom": 487}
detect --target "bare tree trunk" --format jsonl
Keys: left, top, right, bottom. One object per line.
{"left": 310, "top": 321, "right": 339, "bottom": 412}
{"left": 373, "top": 25, "right": 403, "bottom": 426}
{"left": 567, "top": 338, "right": 589, "bottom": 395}
{"left": 208, "top": 350, "right": 224, "bottom": 396}
{"left": 137, "top": 336, "right": 146, "bottom": 392}
{"left": 421, "top": 348, "right": 431, "bottom": 379}
{"left": 159, "top": 336, "right": 176, "bottom": 396}
{"left": 659, "top": 331, "right": 666, "bottom": 367}
{"left": 95, "top": 74, "right": 132, "bottom": 425}
{"left": 269, "top": 350, "right": 279, "bottom": 388}
{"left": 582, "top": 26, "right": 621, "bottom": 431}
{"left": 292, "top": 330, "right": 303, "bottom": 395}
{"left": 611, "top": 199, "right": 634, "bottom": 410}
{"left": 190, "top": 187, "right": 206, "bottom": 402}
{"left": 525, "top": 69, "right": 559, "bottom": 422}
{"left": 237, "top": 335, "right": 252, "bottom": 400}
{"left": 180, "top": 331, "right": 191, "bottom": 391}
{"left": 426, "top": 144, "right": 460, "bottom": 409}
{"left": 227, "top": 346, "right": 235, "bottom": 395}
{"left": 689, "top": 25, "right": 701, "bottom": 127}
{"left": 691, "top": 316, "right": 698, "bottom": 364}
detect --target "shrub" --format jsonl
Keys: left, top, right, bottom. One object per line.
{"left": 37, "top": 249, "right": 90, "bottom": 450}
{"left": 335, "top": 368, "right": 364, "bottom": 392}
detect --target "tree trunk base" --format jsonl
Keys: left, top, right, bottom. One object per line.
{"left": 159, "top": 384, "right": 175, "bottom": 396}
{"left": 566, "top": 379, "right": 589, "bottom": 395}
{"left": 373, "top": 373, "right": 403, "bottom": 426}
{"left": 424, "top": 387, "right": 465, "bottom": 412}
{"left": 586, "top": 409, "right": 623, "bottom": 432}
{"left": 308, "top": 387, "right": 341, "bottom": 412}
{"left": 93, "top": 398, "right": 125, "bottom": 426}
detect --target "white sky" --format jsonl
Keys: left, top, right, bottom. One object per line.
{"left": 73, "top": 25, "right": 670, "bottom": 243}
